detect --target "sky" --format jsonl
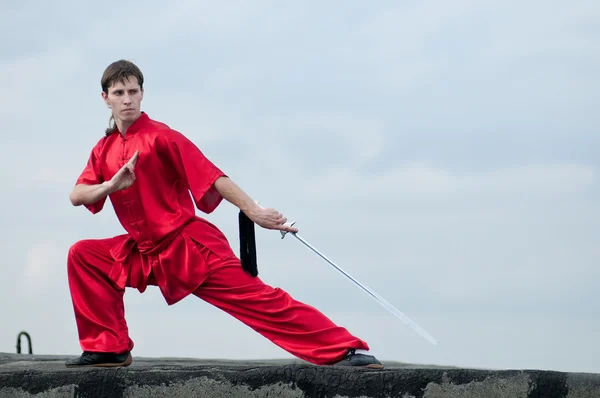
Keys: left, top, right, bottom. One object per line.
{"left": 1, "top": 0, "right": 599, "bottom": 374}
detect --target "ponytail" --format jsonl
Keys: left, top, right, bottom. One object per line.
{"left": 105, "top": 114, "right": 117, "bottom": 136}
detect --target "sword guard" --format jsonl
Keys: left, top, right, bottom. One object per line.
{"left": 280, "top": 221, "right": 296, "bottom": 239}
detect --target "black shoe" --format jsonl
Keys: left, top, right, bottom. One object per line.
{"left": 65, "top": 351, "right": 132, "bottom": 368}
{"left": 334, "top": 348, "right": 384, "bottom": 369}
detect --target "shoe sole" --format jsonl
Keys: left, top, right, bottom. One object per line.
{"left": 65, "top": 353, "right": 133, "bottom": 368}
{"left": 333, "top": 362, "right": 385, "bottom": 369}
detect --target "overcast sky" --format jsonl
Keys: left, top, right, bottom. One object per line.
{"left": 1, "top": 0, "right": 598, "bottom": 374}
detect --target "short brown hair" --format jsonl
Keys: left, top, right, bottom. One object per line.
{"left": 101, "top": 60, "right": 144, "bottom": 135}
{"left": 101, "top": 59, "right": 144, "bottom": 94}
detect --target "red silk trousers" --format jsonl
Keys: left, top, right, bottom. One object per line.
{"left": 67, "top": 237, "right": 369, "bottom": 365}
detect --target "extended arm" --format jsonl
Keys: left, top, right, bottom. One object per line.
{"left": 156, "top": 130, "right": 297, "bottom": 232}
{"left": 213, "top": 176, "right": 260, "bottom": 216}
{"left": 213, "top": 176, "right": 298, "bottom": 233}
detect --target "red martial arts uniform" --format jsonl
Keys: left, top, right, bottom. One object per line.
{"left": 68, "top": 112, "right": 369, "bottom": 365}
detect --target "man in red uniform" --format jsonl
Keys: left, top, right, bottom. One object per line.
{"left": 65, "top": 59, "right": 383, "bottom": 369}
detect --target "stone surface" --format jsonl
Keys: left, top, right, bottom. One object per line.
{"left": 1, "top": 353, "right": 599, "bottom": 397}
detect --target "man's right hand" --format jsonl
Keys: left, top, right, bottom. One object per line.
{"left": 70, "top": 151, "right": 139, "bottom": 207}
{"left": 107, "top": 151, "right": 139, "bottom": 193}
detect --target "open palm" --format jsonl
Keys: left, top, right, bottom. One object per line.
{"left": 110, "top": 151, "right": 139, "bottom": 192}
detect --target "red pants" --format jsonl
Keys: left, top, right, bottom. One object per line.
{"left": 67, "top": 237, "right": 369, "bottom": 365}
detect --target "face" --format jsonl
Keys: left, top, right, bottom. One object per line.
{"left": 102, "top": 76, "right": 144, "bottom": 123}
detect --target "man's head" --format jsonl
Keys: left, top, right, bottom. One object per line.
{"left": 101, "top": 60, "right": 144, "bottom": 134}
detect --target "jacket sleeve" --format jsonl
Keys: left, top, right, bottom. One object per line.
{"left": 156, "top": 129, "right": 226, "bottom": 214}
{"left": 75, "top": 144, "right": 106, "bottom": 214}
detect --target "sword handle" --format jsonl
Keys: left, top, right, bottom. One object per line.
{"left": 254, "top": 200, "right": 296, "bottom": 239}
{"left": 280, "top": 221, "right": 296, "bottom": 239}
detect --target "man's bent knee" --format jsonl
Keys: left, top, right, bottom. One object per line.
{"left": 67, "top": 239, "right": 98, "bottom": 269}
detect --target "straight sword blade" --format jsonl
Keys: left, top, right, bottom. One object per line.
{"left": 285, "top": 230, "right": 438, "bottom": 346}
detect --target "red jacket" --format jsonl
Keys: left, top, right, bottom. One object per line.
{"left": 75, "top": 112, "right": 236, "bottom": 304}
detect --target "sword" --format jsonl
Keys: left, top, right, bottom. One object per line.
{"left": 279, "top": 221, "right": 438, "bottom": 346}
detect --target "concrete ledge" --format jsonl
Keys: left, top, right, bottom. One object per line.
{"left": 1, "top": 353, "right": 599, "bottom": 397}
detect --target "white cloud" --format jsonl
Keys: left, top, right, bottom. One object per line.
{"left": 306, "top": 162, "right": 596, "bottom": 202}
{"left": 285, "top": 112, "right": 386, "bottom": 165}
{"left": 34, "top": 167, "right": 77, "bottom": 185}
{"left": 0, "top": 47, "right": 83, "bottom": 123}
{"left": 295, "top": 162, "right": 598, "bottom": 305}
{"left": 480, "top": 1, "right": 600, "bottom": 59}
{"left": 18, "top": 241, "right": 65, "bottom": 297}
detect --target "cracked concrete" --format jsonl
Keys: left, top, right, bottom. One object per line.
{"left": 1, "top": 353, "right": 598, "bottom": 397}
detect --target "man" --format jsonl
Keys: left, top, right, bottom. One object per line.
{"left": 65, "top": 59, "right": 383, "bottom": 369}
